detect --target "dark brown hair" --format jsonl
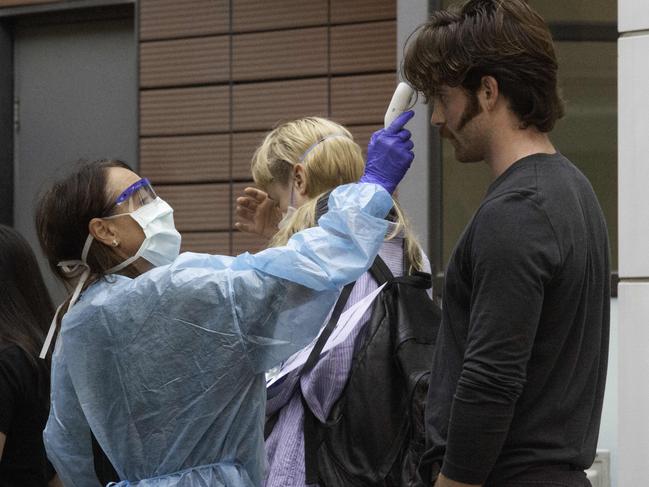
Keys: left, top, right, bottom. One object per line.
{"left": 35, "top": 159, "right": 138, "bottom": 347}
{"left": 403, "top": 0, "right": 565, "bottom": 132}
{"left": 35, "top": 158, "right": 141, "bottom": 300}
{"left": 0, "top": 224, "right": 54, "bottom": 365}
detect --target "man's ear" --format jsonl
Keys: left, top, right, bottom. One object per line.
{"left": 88, "top": 218, "right": 118, "bottom": 247}
{"left": 293, "top": 164, "right": 308, "bottom": 197}
{"left": 479, "top": 75, "right": 500, "bottom": 111}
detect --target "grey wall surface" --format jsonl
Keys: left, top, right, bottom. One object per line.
{"left": 0, "top": 26, "right": 13, "bottom": 226}
{"left": 13, "top": 17, "right": 136, "bottom": 301}
{"left": 397, "top": 0, "right": 438, "bottom": 268}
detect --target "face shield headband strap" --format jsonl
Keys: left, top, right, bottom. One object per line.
{"left": 298, "top": 133, "right": 349, "bottom": 163}
{"left": 39, "top": 234, "right": 94, "bottom": 359}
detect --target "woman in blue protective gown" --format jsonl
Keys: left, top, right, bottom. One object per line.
{"left": 34, "top": 112, "right": 415, "bottom": 487}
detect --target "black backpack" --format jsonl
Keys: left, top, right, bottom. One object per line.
{"left": 270, "top": 255, "right": 441, "bottom": 486}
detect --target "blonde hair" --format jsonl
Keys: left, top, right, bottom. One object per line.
{"left": 253, "top": 117, "right": 424, "bottom": 273}
{"left": 252, "top": 117, "right": 364, "bottom": 196}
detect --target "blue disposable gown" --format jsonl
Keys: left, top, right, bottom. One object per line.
{"left": 44, "top": 183, "right": 392, "bottom": 487}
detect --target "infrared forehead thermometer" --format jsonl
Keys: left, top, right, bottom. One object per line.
{"left": 384, "top": 82, "right": 415, "bottom": 128}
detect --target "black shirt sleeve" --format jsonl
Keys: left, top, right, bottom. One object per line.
{"left": 441, "top": 194, "right": 562, "bottom": 484}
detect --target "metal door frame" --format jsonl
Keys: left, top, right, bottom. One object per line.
{"left": 0, "top": 0, "right": 136, "bottom": 226}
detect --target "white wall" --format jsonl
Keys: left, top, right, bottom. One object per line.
{"left": 617, "top": 0, "right": 649, "bottom": 484}
{"left": 598, "top": 299, "right": 618, "bottom": 487}
{"left": 396, "top": 0, "right": 431, "bottom": 253}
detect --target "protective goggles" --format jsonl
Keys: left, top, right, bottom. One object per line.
{"left": 110, "top": 178, "right": 157, "bottom": 213}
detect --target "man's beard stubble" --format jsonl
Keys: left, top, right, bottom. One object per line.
{"left": 448, "top": 89, "right": 485, "bottom": 163}
{"left": 458, "top": 89, "right": 482, "bottom": 130}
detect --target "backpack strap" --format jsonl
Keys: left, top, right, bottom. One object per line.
{"left": 402, "top": 235, "right": 409, "bottom": 276}
{"left": 302, "top": 394, "right": 322, "bottom": 484}
{"left": 300, "top": 281, "right": 355, "bottom": 484}
{"left": 302, "top": 255, "right": 390, "bottom": 381}
{"left": 301, "top": 280, "right": 355, "bottom": 378}
{"left": 368, "top": 254, "right": 394, "bottom": 285}
{"left": 265, "top": 279, "right": 356, "bottom": 440}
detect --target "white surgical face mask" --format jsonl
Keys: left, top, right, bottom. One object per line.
{"left": 39, "top": 197, "right": 181, "bottom": 359}
{"left": 277, "top": 177, "right": 297, "bottom": 230}
{"left": 104, "top": 197, "right": 181, "bottom": 273}
{"left": 277, "top": 206, "right": 297, "bottom": 230}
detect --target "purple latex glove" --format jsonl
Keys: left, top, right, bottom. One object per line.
{"left": 359, "top": 110, "right": 415, "bottom": 194}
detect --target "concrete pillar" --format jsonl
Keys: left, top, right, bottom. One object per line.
{"left": 396, "top": 0, "right": 432, "bottom": 256}
{"left": 617, "top": 1, "right": 649, "bottom": 484}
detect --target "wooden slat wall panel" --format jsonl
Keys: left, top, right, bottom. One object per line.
{"left": 231, "top": 182, "right": 252, "bottom": 201}
{"left": 140, "top": 36, "right": 230, "bottom": 88}
{"left": 181, "top": 232, "right": 230, "bottom": 254}
{"left": 233, "top": 232, "right": 268, "bottom": 255}
{"left": 141, "top": 135, "right": 230, "bottom": 184}
{"left": 232, "top": 131, "right": 267, "bottom": 179}
{"left": 139, "top": 0, "right": 396, "bottom": 256}
{"left": 232, "top": 28, "right": 327, "bottom": 81}
{"left": 331, "top": 0, "right": 396, "bottom": 23}
{"left": 155, "top": 183, "right": 230, "bottom": 231}
{"left": 331, "top": 21, "right": 396, "bottom": 74}
{"left": 331, "top": 73, "right": 396, "bottom": 126}
{"left": 233, "top": 0, "right": 327, "bottom": 32}
{"left": 140, "top": 0, "right": 229, "bottom": 41}
{"left": 140, "top": 86, "right": 229, "bottom": 136}
{"left": 0, "top": 0, "right": 56, "bottom": 5}
{"left": 233, "top": 78, "right": 328, "bottom": 131}
{"left": 349, "top": 124, "right": 382, "bottom": 157}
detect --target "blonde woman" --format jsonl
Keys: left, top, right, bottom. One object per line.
{"left": 235, "top": 116, "right": 432, "bottom": 487}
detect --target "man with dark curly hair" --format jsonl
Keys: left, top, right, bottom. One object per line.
{"left": 402, "top": 1, "right": 610, "bottom": 486}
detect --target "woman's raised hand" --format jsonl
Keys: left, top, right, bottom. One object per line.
{"left": 359, "top": 110, "right": 415, "bottom": 194}
{"left": 234, "top": 187, "right": 281, "bottom": 239}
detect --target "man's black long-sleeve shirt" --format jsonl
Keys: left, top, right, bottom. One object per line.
{"left": 421, "top": 153, "right": 610, "bottom": 484}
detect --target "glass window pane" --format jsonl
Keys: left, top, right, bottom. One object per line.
{"left": 441, "top": 0, "right": 616, "bottom": 23}
{"left": 527, "top": 0, "right": 616, "bottom": 23}
{"left": 441, "top": 41, "right": 618, "bottom": 269}
{"left": 553, "top": 42, "right": 617, "bottom": 268}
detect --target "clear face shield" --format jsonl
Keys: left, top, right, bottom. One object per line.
{"left": 110, "top": 178, "right": 158, "bottom": 214}
{"left": 103, "top": 177, "right": 181, "bottom": 271}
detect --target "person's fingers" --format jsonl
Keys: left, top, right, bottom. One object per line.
{"left": 395, "top": 129, "right": 412, "bottom": 141}
{"left": 368, "top": 129, "right": 383, "bottom": 147}
{"left": 236, "top": 196, "right": 259, "bottom": 211}
{"left": 243, "top": 187, "right": 268, "bottom": 203}
{"left": 235, "top": 203, "right": 254, "bottom": 217}
{"left": 386, "top": 110, "right": 415, "bottom": 133}
{"left": 234, "top": 221, "right": 253, "bottom": 233}
{"left": 235, "top": 205, "right": 256, "bottom": 221}
{"left": 404, "top": 140, "right": 414, "bottom": 151}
